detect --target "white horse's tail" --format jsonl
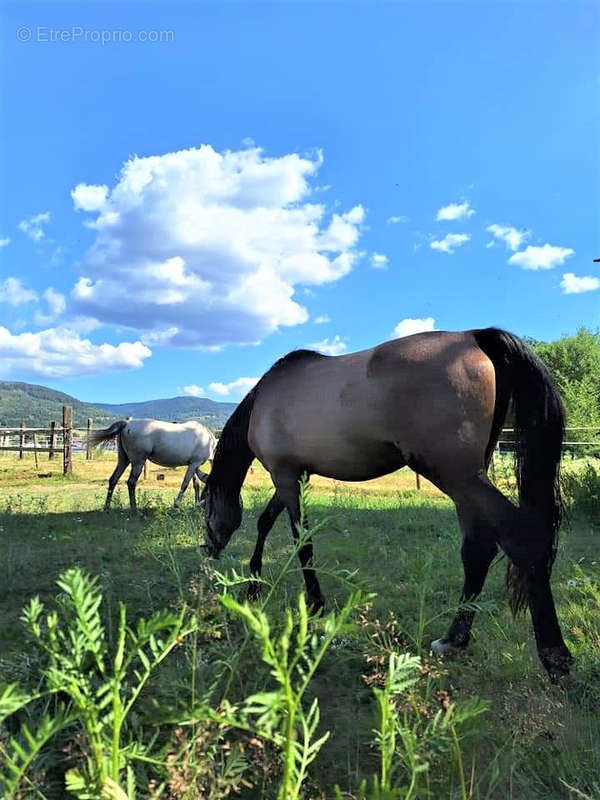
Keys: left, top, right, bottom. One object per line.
{"left": 90, "top": 419, "right": 128, "bottom": 448}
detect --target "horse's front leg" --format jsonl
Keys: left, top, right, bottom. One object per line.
{"left": 174, "top": 463, "right": 197, "bottom": 507}
{"left": 275, "top": 475, "right": 325, "bottom": 614}
{"left": 247, "top": 493, "right": 284, "bottom": 601}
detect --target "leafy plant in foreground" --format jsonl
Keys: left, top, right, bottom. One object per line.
{"left": 351, "top": 622, "right": 489, "bottom": 800}
{"left": 215, "top": 588, "right": 367, "bottom": 800}
{"left": 0, "top": 567, "right": 198, "bottom": 798}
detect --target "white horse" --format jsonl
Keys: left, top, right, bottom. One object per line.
{"left": 91, "top": 419, "right": 217, "bottom": 510}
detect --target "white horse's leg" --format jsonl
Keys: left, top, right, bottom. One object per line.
{"left": 105, "top": 449, "right": 130, "bottom": 510}
{"left": 193, "top": 466, "right": 210, "bottom": 505}
{"left": 127, "top": 462, "right": 145, "bottom": 511}
{"left": 174, "top": 463, "right": 197, "bottom": 507}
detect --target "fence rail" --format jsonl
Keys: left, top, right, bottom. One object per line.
{"left": 0, "top": 405, "right": 78, "bottom": 474}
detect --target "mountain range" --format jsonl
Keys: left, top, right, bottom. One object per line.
{"left": 0, "top": 381, "right": 236, "bottom": 431}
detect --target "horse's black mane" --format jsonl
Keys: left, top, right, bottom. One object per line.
{"left": 208, "top": 349, "right": 325, "bottom": 490}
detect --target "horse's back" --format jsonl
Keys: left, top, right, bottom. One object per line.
{"left": 248, "top": 330, "right": 496, "bottom": 483}
{"left": 120, "top": 418, "right": 214, "bottom": 466}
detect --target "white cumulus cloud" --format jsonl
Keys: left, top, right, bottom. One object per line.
{"left": 430, "top": 233, "right": 470, "bottom": 254}
{"left": 436, "top": 201, "right": 475, "bottom": 222}
{"left": 508, "top": 244, "right": 574, "bottom": 270}
{"left": 392, "top": 317, "right": 436, "bottom": 338}
{"left": 313, "top": 314, "right": 330, "bottom": 324}
{"left": 308, "top": 335, "right": 347, "bottom": 355}
{"left": 560, "top": 273, "right": 600, "bottom": 294}
{"left": 207, "top": 376, "right": 260, "bottom": 398}
{"left": 0, "top": 326, "right": 151, "bottom": 378}
{"left": 69, "top": 145, "right": 365, "bottom": 349}
{"left": 486, "top": 224, "right": 531, "bottom": 251}
{"left": 71, "top": 183, "right": 109, "bottom": 212}
{"left": 18, "top": 212, "right": 51, "bottom": 242}
{"left": 0, "top": 236, "right": 10, "bottom": 248}
{"left": 370, "top": 252, "right": 389, "bottom": 269}
{"left": 387, "top": 215, "right": 408, "bottom": 224}
{"left": 183, "top": 384, "right": 206, "bottom": 397}
{"left": 0, "top": 277, "right": 38, "bottom": 306}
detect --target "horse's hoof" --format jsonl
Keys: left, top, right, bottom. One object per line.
{"left": 309, "top": 595, "right": 326, "bottom": 617}
{"left": 431, "top": 637, "right": 465, "bottom": 657}
{"left": 247, "top": 581, "right": 262, "bottom": 602}
{"left": 540, "top": 646, "right": 574, "bottom": 683}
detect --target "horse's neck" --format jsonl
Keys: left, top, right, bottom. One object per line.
{"left": 210, "top": 437, "right": 254, "bottom": 495}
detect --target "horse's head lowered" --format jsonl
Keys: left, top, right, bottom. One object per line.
{"left": 200, "top": 482, "right": 243, "bottom": 557}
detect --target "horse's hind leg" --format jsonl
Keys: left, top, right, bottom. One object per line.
{"left": 247, "top": 493, "right": 284, "bottom": 601}
{"left": 105, "top": 449, "right": 130, "bottom": 510}
{"left": 434, "top": 476, "right": 571, "bottom": 679}
{"left": 498, "top": 519, "right": 572, "bottom": 680}
{"left": 174, "top": 464, "right": 197, "bottom": 507}
{"left": 127, "top": 462, "right": 145, "bottom": 511}
{"left": 432, "top": 496, "right": 498, "bottom": 654}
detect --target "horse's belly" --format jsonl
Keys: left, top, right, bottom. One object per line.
{"left": 147, "top": 448, "right": 194, "bottom": 468}
{"left": 261, "top": 437, "right": 404, "bottom": 482}
{"left": 311, "top": 458, "right": 404, "bottom": 482}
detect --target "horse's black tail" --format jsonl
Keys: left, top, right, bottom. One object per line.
{"left": 473, "top": 328, "right": 565, "bottom": 614}
{"left": 90, "top": 419, "right": 128, "bottom": 448}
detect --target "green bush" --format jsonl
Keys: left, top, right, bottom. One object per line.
{"left": 561, "top": 463, "right": 600, "bottom": 520}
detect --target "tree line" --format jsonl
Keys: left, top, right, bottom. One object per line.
{"left": 530, "top": 327, "right": 600, "bottom": 429}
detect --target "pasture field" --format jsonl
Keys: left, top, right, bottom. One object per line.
{"left": 0, "top": 451, "right": 598, "bottom": 799}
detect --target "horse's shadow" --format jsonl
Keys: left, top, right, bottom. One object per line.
{"left": 0, "top": 498, "right": 465, "bottom": 653}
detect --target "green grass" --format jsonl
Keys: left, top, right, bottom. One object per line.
{"left": 0, "top": 452, "right": 598, "bottom": 798}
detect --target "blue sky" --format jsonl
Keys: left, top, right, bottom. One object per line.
{"left": 1, "top": 1, "right": 599, "bottom": 403}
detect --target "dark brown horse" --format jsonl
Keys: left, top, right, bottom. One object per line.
{"left": 201, "top": 328, "right": 573, "bottom": 681}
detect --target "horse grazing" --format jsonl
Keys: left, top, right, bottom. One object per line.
{"left": 200, "top": 328, "right": 574, "bottom": 681}
{"left": 92, "top": 419, "right": 216, "bottom": 511}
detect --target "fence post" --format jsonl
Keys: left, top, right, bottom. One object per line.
{"left": 19, "top": 419, "right": 24, "bottom": 460}
{"left": 49, "top": 421, "right": 56, "bottom": 460}
{"left": 86, "top": 418, "right": 93, "bottom": 460}
{"left": 415, "top": 472, "right": 421, "bottom": 490}
{"left": 33, "top": 433, "right": 39, "bottom": 469}
{"left": 63, "top": 405, "right": 73, "bottom": 475}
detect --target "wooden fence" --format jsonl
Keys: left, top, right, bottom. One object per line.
{"left": 0, "top": 405, "right": 91, "bottom": 475}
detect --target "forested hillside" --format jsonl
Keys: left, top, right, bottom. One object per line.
{"left": 0, "top": 382, "right": 119, "bottom": 428}
{"left": 92, "top": 396, "right": 237, "bottom": 429}
{"left": 0, "top": 382, "right": 236, "bottom": 431}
